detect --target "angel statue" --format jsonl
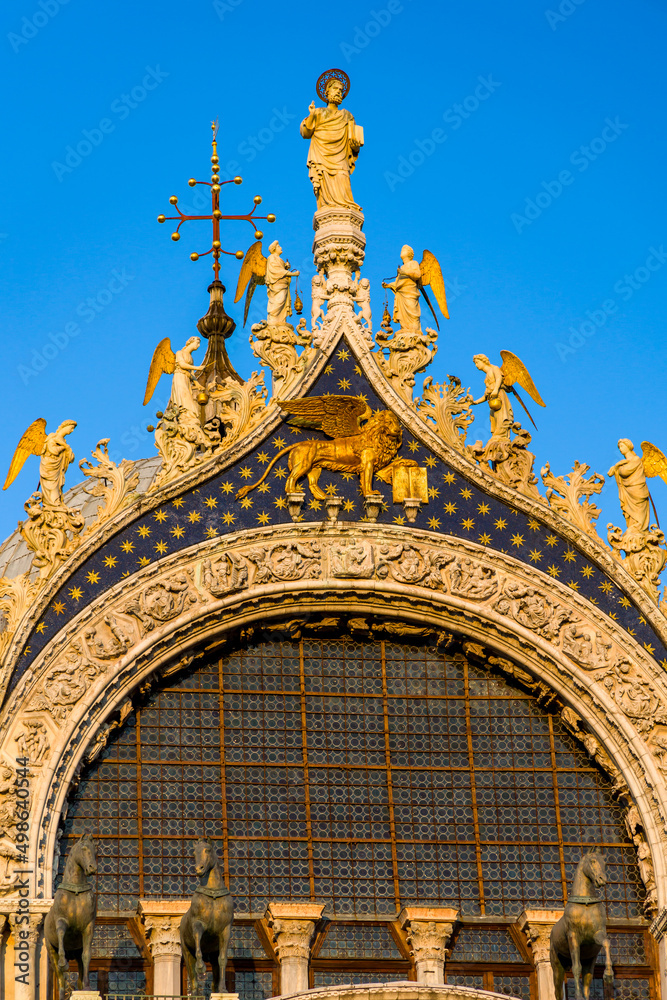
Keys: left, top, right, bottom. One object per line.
{"left": 608, "top": 439, "right": 667, "bottom": 535}
{"left": 4, "top": 419, "right": 77, "bottom": 508}
{"left": 300, "top": 69, "right": 363, "bottom": 211}
{"left": 143, "top": 336, "right": 205, "bottom": 424}
{"left": 471, "top": 352, "right": 545, "bottom": 464}
{"left": 234, "top": 241, "right": 300, "bottom": 327}
{"left": 382, "top": 246, "right": 449, "bottom": 333}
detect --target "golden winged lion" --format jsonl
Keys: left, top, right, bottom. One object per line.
{"left": 236, "top": 396, "right": 402, "bottom": 500}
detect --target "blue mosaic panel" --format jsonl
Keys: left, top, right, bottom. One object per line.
{"left": 13, "top": 334, "right": 667, "bottom": 692}
{"left": 59, "top": 640, "right": 645, "bottom": 919}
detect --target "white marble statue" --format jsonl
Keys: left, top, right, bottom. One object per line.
{"left": 300, "top": 73, "right": 363, "bottom": 211}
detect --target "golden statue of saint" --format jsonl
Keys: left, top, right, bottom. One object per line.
{"left": 300, "top": 72, "right": 363, "bottom": 211}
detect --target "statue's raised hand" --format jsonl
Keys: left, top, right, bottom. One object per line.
{"left": 308, "top": 101, "right": 316, "bottom": 114}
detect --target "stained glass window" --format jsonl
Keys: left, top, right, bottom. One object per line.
{"left": 57, "top": 638, "right": 654, "bottom": 998}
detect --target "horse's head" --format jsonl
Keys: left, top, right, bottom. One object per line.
{"left": 74, "top": 833, "right": 98, "bottom": 877}
{"left": 581, "top": 849, "right": 607, "bottom": 890}
{"left": 193, "top": 836, "right": 218, "bottom": 877}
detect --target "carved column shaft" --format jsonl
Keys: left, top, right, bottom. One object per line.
{"left": 519, "top": 909, "right": 563, "bottom": 1000}
{"left": 139, "top": 900, "right": 189, "bottom": 998}
{"left": 265, "top": 902, "right": 324, "bottom": 995}
{"left": 399, "top": 906, "right": 458, "bottom": 984}
{"left": 8, "top": 911, "right": 44, "bottom": 1000}
{"left": 650, "top": 908, "right": 667, "bottom": 1000}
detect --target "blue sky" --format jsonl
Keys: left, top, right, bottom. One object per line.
{"left": 1, "top": 0, "right": 666, "bottom": 546}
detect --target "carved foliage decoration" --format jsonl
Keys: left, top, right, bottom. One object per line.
{"left": 416, "top": 375, "right": 475, "bottom": 454}
{"left": 209, "top": 369, "right": 268, "bottom": 447}
{"left": 150, "top": 402, "right": 224, "bottom": 492}
{"left": 249, "top": 320, "right": 317, "bottom": 396}
{"left": 80, "top": 438, "right": 140, "bottom": 534}
{"left": 20, "top": 493, "right": 84, "bottom": 581}
{"left": 541, "top": 461, "right": 605, "bottom": 541}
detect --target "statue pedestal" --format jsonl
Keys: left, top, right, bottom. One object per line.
{"left": 312, "top": 207, "right": 365, "bottom": 284}
{"left": 211, "top": 993, "right": 240, "bottom": 1000}
{"left": 70, "top": 992, "right": 103, "bottom": 1000}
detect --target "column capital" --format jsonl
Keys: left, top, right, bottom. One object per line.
{"left": 518, "top": 909, "right": 563, "bottom": 965}
{"left": 8, "top": 908, "right": 44, "bottom": 944}
{"left": 265, "top": 902, "right": 325, "bottom": 961}
{"left": 398, "top": 907, "right": 459, "bottom": 963}
{"left": 138, "top": 899, "right": 189, "bottom": 958}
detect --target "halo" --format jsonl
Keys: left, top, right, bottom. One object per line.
{"left": 316, "top": 68, "right": 350, "bottom": 102}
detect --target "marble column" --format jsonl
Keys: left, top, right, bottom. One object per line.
{"left": 650, "top": 907, "right": 667, "bottom": 1000}
{"left": 138, "top": 899, "right": 189, "bottom": 997}
{"left": 398, "top": 906, "right": 459, "bottom": 985}
{"left": 519, "top": 909, "right": 563, "bottom": 1000}
{"left": 8, "top": 911, "right": 45, "bottom": 1000}
{"left": 265, "top": 902, "right": 325, "bottom": 995}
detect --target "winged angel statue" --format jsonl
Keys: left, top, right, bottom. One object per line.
{"left": 234, "top": 240, "right": 300, "bottom": 327}
{"left": 382, "top": 246, "right": 448, "bottom": 331}
{"left": 4, "top": 418, "right": 77, "bottom": 506}
{"left": 3, "top": 419, "right": 84, "bottom": 578}
{"left": 608, "top": 439, "right": 667, "bottom": 535}
{"left": 143, "top": 335, "right": 205, "bottom": 421}
{"left": 472, "top": 351, "right": 545, "bottom": 464}
{"left": 237, "top": 395, "right": 402, "bottom": 500}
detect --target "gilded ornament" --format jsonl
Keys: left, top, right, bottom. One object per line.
{"left": 236, "top": 395, "right": 401, "bottom": 501}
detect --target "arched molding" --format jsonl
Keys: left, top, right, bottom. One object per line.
{"left": 3, "top": 309, "right": 667, "bottom": 706}
{"left": 1, "top": 521, "right": 667, "bottom": 914}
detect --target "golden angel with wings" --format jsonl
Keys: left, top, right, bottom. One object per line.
{"left": 608, "top": 439, "right": 667, "bottom": 534}
{"left": 236, "top": 395, "right": 402, "bottom": 500}
{"left": 3, "top": 418, "right": 77, "bottom": 507}
{"left": 382, "top": 246, "right": 449, "bottom": 331}
{"left": 473, "top": 350, "right": 545, "bottom": 430}
{"left": 143, "top": 335, "right": 204, "bottom": 422}
{"left": 234, "top": 240, "right": 300, "bottom": 327}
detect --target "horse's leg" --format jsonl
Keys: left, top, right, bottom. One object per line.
{"left": 46, "top": 938, "right": 66, "bottom": 1000}
{"left": 55, "top": 919, "right": 69, "bottom": 979}
{"left": 215, "top": 921, "right": 233, "bottom": 993}
{"left": 193, "top": 920, "right": 207, "bottom": 990}
{"left": 567, "top": 929, "right": 583, "bottom": 1000}
{"left": 550, "top": 942, "right": 565, "bottom": 1000}
{"left": 76, "top": 953, "right": 84, "bottom": 990}
{"left": 180, "top": 925, "right": 198, "bottom": 994}
{"left": 81, "top": 919, "right": 95, "bottom": 989}
{"left": 602, "top": 934, "right": 614, "bottom": 992}
{"left": 581, "top": 958, "right": 595, "bottom": 1000}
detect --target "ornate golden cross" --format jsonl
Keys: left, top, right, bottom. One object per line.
{"left": 157, "top": 120, "right": 276, "bottom": 281}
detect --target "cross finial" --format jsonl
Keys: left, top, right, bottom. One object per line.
{"left": 157, "top": 123, "right": 276, "bottom": 281}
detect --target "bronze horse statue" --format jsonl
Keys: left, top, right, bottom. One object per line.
{"left": 45, "top": 833, "right": 98, "bottom": 1000}
{"left": 180, "top": 837, "right": 234, "bottom": 994}
{"left": 550, "top": 850, "right": 614, "bottom": 1000}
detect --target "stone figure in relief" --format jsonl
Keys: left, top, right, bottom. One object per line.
{"left": 382, "top": 246, "right": 448, "bottom": 332}
{"left": 300, "top": 70, "right": 363, "bottom": 211}
{"left": 3, "top": 418, "right": 77, "bottom": 507}
{"left": 311, "top": 274, "right": 329, "bottom": 328}
{"left": 143, "top": 336, "right": 205, "bottom": 423}
{"left": 235, "top": 240, "right": 300, "bottom": 327}
{"left": 354, "top": 276, "right": 373, "bottom": 330}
